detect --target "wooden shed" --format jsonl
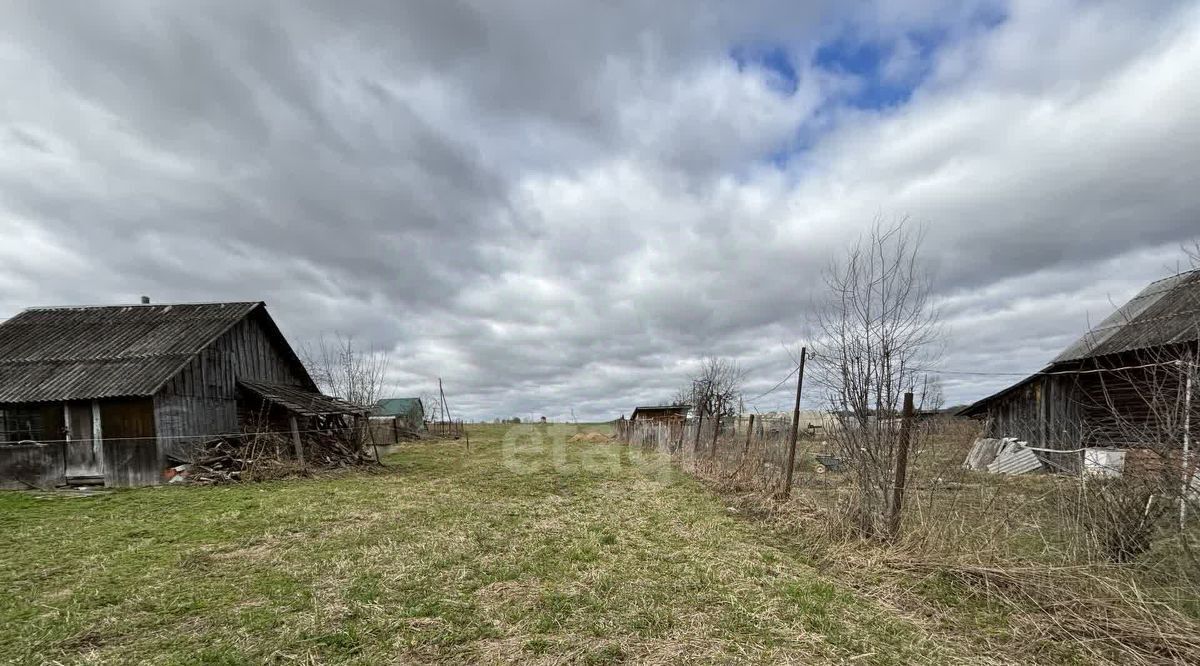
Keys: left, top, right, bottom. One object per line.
{"left": 630, "top": 405, "right": 691, "bottom": 423}
{"left": 0, "top": 302, "right": 362, "bottom": 488}
{"left": 960, "top": 269, "right": 1200, "bottom": 470}
{"left": 371, "top": 397, "right": 425, "bottom": 432}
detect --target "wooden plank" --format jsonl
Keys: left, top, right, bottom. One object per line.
{"left": 290, "top": 414, "right": 306, "bottom": 468}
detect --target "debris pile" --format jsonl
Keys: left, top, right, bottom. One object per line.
{"left": 165, "top": 431, "right": 375, "bottom": 485}
{"left": 963, "top": 437, "right": 1044, "bottom": 475}
{"left": 568, "top": 432, "right": 613, "bottom": 444}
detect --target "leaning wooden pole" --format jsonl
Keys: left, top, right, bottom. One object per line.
{"left": 438, "top": 378, "right": 452, "bottom": 424}
{"left": 887, "top": 392, "right": 915, "bottom": 539}
{"left": 744, "top": 413, "right": 755, "bottom": 452}
{"left": 782, "top": 347, "right": 807, "bottom": 499}
{"left": 289, "top": 414, "right": 306, "bottom": 470}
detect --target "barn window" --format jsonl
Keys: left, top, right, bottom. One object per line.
{"left": 1, "top": 406, "right": 45, "bottom": 443}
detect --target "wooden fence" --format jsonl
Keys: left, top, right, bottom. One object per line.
{"left": 615, "top": 416, "right": 829, "bottom": 487}
{"left": 428, "top": 420, "right": 465, "bottom": 439}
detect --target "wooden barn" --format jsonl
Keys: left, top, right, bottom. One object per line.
{"left": 960, "top": 269, "right": 1199, "bottom": 471}
{"left": 630, "top": 405, "right": 691, "bottom": 423}
{"left": 371, "top": 397, "right": 425, "bottom": 432}
{"left": 0, "top": 302, "right": 363, "bottom": 489}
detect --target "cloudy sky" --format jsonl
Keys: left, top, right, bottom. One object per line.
{"left": 1, "top": 1, "right": 1198, "bottom": 420}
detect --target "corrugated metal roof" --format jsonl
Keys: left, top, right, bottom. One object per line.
{"left": 987, "top": 446, "right": 1044, "bottom": 475}
{"left": 963, "top": 270, "right": 1200, "bottom": 417}
{"left": 1054, "top": 269, "right": 1200, "bottom": 362}
{"left": 240, "top": 380, "right": 367, "bottom": 417}
{"left": 0, "top": 302, "right": 260, "bottom": 402}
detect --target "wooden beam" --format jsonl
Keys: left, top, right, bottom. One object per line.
{"left": 91, "top": 400, "right": 104, "bottom": 477}
{"left": 887, "top": 392, "right": 915, "bottom": 539}
{"left": 289, "top": 414, "right": 306, "bottom": 469}
{"left": 782, "top": 347, "right": 807, "bottom": 499}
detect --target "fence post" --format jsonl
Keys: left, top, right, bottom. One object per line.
{"left": 744, "top": 413, "right": 755, "bottom": 452}
{"left": 782, "top": 347, "right": 807, "bottom": 499}
{"left": 1182, "top": 359, "right": 1193, "bottom": 530}
{"left": 710, "top": 400, "right": 723, "bottom": 459}
{"left": 887, "top": 392, "right": 915, "bottom": 539}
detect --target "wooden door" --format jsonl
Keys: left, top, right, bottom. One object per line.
{"left": 64, "top": 402, "right": 103, "bottom": 479}
{"left": 99, "top": 398, "right": 159, "bottom": 487}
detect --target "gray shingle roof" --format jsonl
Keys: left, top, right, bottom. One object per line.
{"left": 1053, "top": 269, "right": 1200, "bottom": 363}
{"left": 239, "top": 380, "right": 367, "bottom": 417}
{"left": 0, "top": 302, "right": 261, "bottom": 402}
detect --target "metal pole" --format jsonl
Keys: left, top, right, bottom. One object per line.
{"left": 782, "top": 347, "right": 807, "bottom": 499}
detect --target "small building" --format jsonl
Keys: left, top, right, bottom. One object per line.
{"left": 0, "top": 302, "right": 363, "bottom": 488}
{"left": 371, "top": 397, "right": 425, "bottom": 432}
{"left": 959, "top": 269, "right": 1200, "bottom": 471}
{"left": 630, "top": 405, "right": 691, "bottom": 422}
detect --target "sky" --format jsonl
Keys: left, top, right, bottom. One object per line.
{"left": 1, "top": 0, "right": 1198, "bottom": 421}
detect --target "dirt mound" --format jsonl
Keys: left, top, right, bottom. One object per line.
{"left": 568, "top": 432, "right": 612, "bottom": 443}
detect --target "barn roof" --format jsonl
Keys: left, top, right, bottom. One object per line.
{"left": 961, "top": 269, "right": 1200, "bottom": 416}
{"left": 0, "top": 302, "right": 310, "bottom": 402}
{"left": 1053, "top": 269, "right": 1200, "bottom": 362}
{"left": 372, "top": 398, "right": 423, "bottom": 417}
{"left": 239, "top": 380, "right": 367, "bottom": 417}
{"left": 630, "top": 405, "right": 690, "bottom": 419}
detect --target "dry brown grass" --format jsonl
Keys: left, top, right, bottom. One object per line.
{"left": 627, "top": 417, "right": 1200, "bottom": 665}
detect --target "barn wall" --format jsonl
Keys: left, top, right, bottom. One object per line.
{"left": 0, "top": 442, "right": 65, "bottom": 490}
{"left": 980, "top": 351, "right": 1197, "bottom": 473}
{"left": 983, "top": 376, "right": 1086, "bottom": 449}
{"left": 154, "top": 312, "right": 312, "bottom": 462}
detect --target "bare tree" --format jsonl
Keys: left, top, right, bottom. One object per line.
{"left": 302, "top": 333, "right": 391, "bottom": 409}
{"left": 678, "top": 357, "right": 746, "bottom": 420}
{"left": 1186, "top": 239, "right": 1200, "bottom": 269}
{"left": 811, "top": 216, "right": 942, "bottom": 538}
{"left": 420, "top": 391, "right": 442, "bottom": 423}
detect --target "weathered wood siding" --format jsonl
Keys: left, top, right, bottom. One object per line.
{"left": 984, "top": 375, "right": 1087, "bottom": 453}
{"left": 980, "top": 352, "right": 1197, "bottom": 474}
{"left": 153, "top": 312, "right": 311, "bottom": 462}
{"left": 0, "top": 442, "right": 65, "bottom": 490}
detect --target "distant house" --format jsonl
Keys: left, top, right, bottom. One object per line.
{"left": 960, "top": 269, "right": 1200, "bottom": 468}
{"left": 372, "top": 397, "right": 425, "bottom": 431}
{"left": 0, "top": 302, "right": 364, "bottom": 488}
{"left": 630, "top": 405, "right": 690, "bottom": 422}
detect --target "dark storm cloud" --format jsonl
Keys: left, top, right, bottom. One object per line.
{"left": 1, "top": 0, "right": 1198, "bottom": 420}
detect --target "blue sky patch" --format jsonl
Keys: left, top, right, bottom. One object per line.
{"left": 730, "top": 44, "right": 799, "bottom": 95}
{"left": 814, "top": 31, "right": 945, "bottom": 109}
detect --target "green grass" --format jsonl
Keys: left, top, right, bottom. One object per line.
{"left": 0, "top": 424, "right": 966, "bottom": 664}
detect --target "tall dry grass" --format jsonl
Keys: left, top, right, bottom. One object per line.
{"left": 621, "top": 416, "right": 1200, "bottom": 664}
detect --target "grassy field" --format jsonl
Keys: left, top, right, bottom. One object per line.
{"left": 0, "top": 423, "right": 980, "bottom": 665}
